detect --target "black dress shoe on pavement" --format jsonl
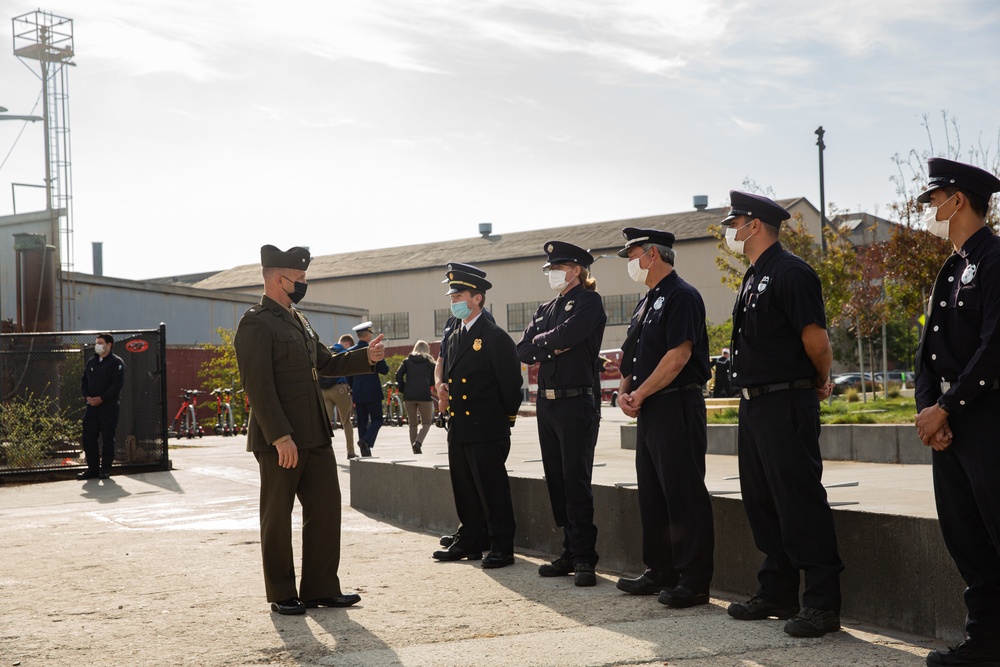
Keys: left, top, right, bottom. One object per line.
{"left": 727, "top": 595, "right": 800, "bottom": 620}
{"left": 358, "top": 440, "right": 372, "bottom": 457}
{"left": 481, "top": 551, "right": 515, "bottom": 569}
{"left": 347, "top": 453, "right": 358, "bottom": 460}
{"left": 412, "top": 441, "right": 422, "bottom": 454}
{"left": 270, "top": 597, "right": 306, "bottom": 615}
{"left": 659, "top": 585, "right": 709, "bottom": 608}
{"left": 616, "top": 569, "right": 677, "bottom": 595}
{"left": 439, "top": 533, "right": 458, "bottom": 548}
{"left": 783, "top": 607, "right": 840, "bottom": 637}
{"left": 77, "top": 470, "right": 99, "bottom": 480}
{"left": 99, "top": 470, "right": 111, "bottom": 479}
{"left": 538, "top": 556, "right": 574, "bottom": 577}
{"left": 303, "top": 594, "right": 361, "bottom": 608}
{"left": 433, "top": 544, "right": 483, "bottom": 561}
{"left": 926, "top": 641, "right": 1000, "bottom": 666}
{"left": 574, "top": 563, "right": 597, "bottom": 587}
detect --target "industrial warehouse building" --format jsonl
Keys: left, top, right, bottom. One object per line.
{"left": 194, "top": 197, "right": 824, "bottom": 352}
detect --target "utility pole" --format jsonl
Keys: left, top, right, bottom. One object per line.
{"left": 815, "top": 126, "right": 827, "bottom": 254}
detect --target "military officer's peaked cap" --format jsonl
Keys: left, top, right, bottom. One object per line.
{"left": 917, "top": 158, "right": 1000, "bottom": 204}
{"left": 617, "top": 227, "right": 675, "bottom": 258}
{"left": 352, "top": 321, "right": 373, "bottom": 333}
{"left": 542, "top": 241, "right": 594, "bottom": 268}
{"left": 260, "top": 244, "right": 311, "bottom": 269}
{"left": 444, "top": 263, "right": 492, "bottom": 294}
{"left": 721, "top": 191, "right": 791, "bottom": 227}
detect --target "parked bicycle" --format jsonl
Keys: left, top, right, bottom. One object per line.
{"left": 170, "top": 389, "right": 205, "bottom": 439}
{"left": 382, "top": 381, "right": 406, "bottom": 427}
{"left": 210, "top": 387, "right": 236, "bottom": 436}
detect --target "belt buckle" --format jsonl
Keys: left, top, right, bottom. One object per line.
{"left": 544, "top": 389, "right": 556, "bottom": 400}
{"left": 741, "top": 388, "right": 751, "bottom": 400}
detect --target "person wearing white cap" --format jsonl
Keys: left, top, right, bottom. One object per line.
{"left": 348, "top": 321, "right": 389, "bottom": 457}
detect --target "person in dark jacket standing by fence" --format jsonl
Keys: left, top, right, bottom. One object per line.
{"left": 79, "top": 333, "right": 126, "bottom": 480}
{"left": 349, "top": 322, "right": 389, "bottom": 457}
{"left": 396, "top": 340, "right": 436, "bottom": 454}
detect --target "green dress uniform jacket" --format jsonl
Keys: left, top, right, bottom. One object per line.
{"left": 235, "top": 295, "right": 373, "bottom": 451}
{"left": 233, "top": 294, "right": 374, "bottom": 604}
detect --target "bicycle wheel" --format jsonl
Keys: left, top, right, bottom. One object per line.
{"left": 391, "top": 395, "right": 405, "bottom": 426}
{"left": 184, "top": 407, "right": 196, "bottom": 439}
{"left": 225, "top": 405, "right": 235, "bottom": 436}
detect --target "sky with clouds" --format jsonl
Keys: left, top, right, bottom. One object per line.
{"left": 1, "top": 0, "right": 999, "bottom": 280}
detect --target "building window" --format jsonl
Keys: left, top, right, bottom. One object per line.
{"left": 507, "top": 301, "right": 541, "bottom": 333}
{"left": 434, "top": 309, "right": 451, "bottom": 337}
{"left": 371, "top": 312, "right": 409, "bottom": 340}
{"left": 603, "top": 293, "right": 642, "bottom": 326}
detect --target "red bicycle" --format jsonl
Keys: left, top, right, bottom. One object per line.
{"left": 210, "top": 387, "right": 236, "bottom": 436}
{"left": 170, "top": 389, "right": 205, "bottom": 439}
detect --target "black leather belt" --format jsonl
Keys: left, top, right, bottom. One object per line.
{"left": 541, "top": 387, "right": 594, "bottom": 400}
{"left": 653, "top": 383, "right": 702, "bottom": 396}
{"left": 741, "top": 378, "right": 813, "bottom": 400}
{"left": 940, "top": 379, "right": 1000, "bottom": 392}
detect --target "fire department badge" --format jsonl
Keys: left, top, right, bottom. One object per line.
{"left": 757, "top": 276, "right": 770, "bottom": 293}
{"left": 565, "top": 300, "right": 574, "bottom": 311}
{"left": 653, "top": 296, "right": 665, "bottom": 310}
{"left": 473, "top": 338, "right": 483, "bottom": 351}
{"left": 962, "top": 264, "right": 977, "bottom": 285}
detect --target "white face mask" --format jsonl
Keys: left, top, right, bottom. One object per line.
{"left": 627, "top": 249, "right": 650, "bottom": 284}
{"left": 547, "top": 269, "right": 569, "bottom": 291}
{"left": 725, "top": 222, "right": 755, "bottom": 254}
{"left": 94, "top": 344, "right": 106, "bottom": 356}
{"left": 922, "top": 193, "right": 957, "bottom": 240}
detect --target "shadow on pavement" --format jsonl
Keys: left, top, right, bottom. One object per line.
{"left": 80, "top": 477, "right": 132, "bottom": 503}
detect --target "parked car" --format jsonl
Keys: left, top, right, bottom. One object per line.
{"left": 873, "top": 371, "right": 915, "bottom": 389}
{"left": 832, "top": 373, "right": 881, "bottom": 394}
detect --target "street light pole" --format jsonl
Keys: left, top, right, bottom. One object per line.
{"left": 815, "top": 126, "right": 827, "bottom": 254}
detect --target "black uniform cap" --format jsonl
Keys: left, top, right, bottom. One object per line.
{"left": 721, "top": 191, "right": 791, "bottom": 228}
{"left": 542, "top": 241, "right": 594, "bottom": 268}
{"left": 617, "top": 227, "right": 675, "bottom": 258}
{"left": 917, "top": 158, "right": 1000, "bottom": 204}
{"left": 444, "top": 263, "right": 492, "bottom": 294}
{"left": 260, "top": 245, "right": 311, "bottom": 269}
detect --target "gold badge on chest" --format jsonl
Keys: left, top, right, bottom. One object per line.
{"left": 473, "top": 338, "right": 483, "bottom": 351}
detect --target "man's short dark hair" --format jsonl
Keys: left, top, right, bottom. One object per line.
{"left": 468, "top": 290, "right": 485, "bottom": 309}
{"left": 943, "top": 185, "right": 989, "bottom": 218}
{"left": 339, "top": 334, "right": 355, "bottom": 346}
{"left": 98, "top": 333, "right": 114, "bottom": 346}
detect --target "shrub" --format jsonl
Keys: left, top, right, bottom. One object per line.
{"left": 844, "top": 388, "right": 860, "bottom": 403}
{"left": 0, "top": 391, "right": 79, "bottom": 469}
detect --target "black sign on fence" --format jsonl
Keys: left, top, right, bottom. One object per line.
{"left": 0, "top": 324, "right": 170, "bottom": 480}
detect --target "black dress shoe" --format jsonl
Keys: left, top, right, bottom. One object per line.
{"left": 783, "top": 607, "right": 840, "bottom": 637}
{"left": 574, "top": 563, "right": 597, "bottom": 587}
{"left": 659, "top": 585, "right": 709, "bottom": 608}
{"left": 303, "top": 593, "right": 361, "bottom": 608}
{"left": 433, "top": 544, "right": 482, "bottom": 561}
{"left": 439, "top": 532, "right": 458, "bottom": 548}
{"left": 538, "top": 556, "right": 574, "bottom": 577}
{"left": 482, "top": 551, "right": 515, "bottom": 569}
{"left": 358, "top": 440, "right": 372, "bottom": 457}
{"left": 347, "top": 453, "right": 358, "bottom": 460}
{"left": 77, "top": 470, "right": 99, "bottom": 480}
{"left": 412, "top": 441, "right": 422, "bottom": 454}
{"left": 270, "top": 597, "right": 306, "bottom": 615}
{"left": 99, "top": 470, "right": 111, "bottom": 479}
{"left": 727, "top": 595, "right": 800, "bottom": 620}
{"left": 926, "top": 640, "right": 1000, "bottom": 666}
{"left": 616, "top": 569, "right": 677, "bottom": 595}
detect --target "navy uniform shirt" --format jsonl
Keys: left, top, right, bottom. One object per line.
{"left": 81, "top": 352, "right": 126, "bottom": 405}
{"left": 916, "top": 226, "right": 1000, "bottom": 415}
{"left": 516, "top": 284, "right": 607, "bottom": 391}
{"left": 730, "top": 242, "right": 826, "bottom": 387}
{"left": 625, "top": 271, "right": 710, "bottom": 390}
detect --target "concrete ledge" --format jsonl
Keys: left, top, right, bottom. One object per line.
{"left": 352, "top": 458, "right": 965, "bottom": 642}
{"left": 622, "top": 423, "right": 932, "bottom": 464}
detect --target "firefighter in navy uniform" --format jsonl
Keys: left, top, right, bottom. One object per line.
{"left": 432, "top": 265, "right": 523, "bottom": 569}
{"left": 613, "top": 228, "right": 715, "bottom": 609}
{"left": 721, "top": 191, "right": 843, "bottom": 638}
{"left": 912, "top": 158, "right": 1000, "bottom": 667}
{"left": 517, "top": 241, "right": 607, "bottom": 587}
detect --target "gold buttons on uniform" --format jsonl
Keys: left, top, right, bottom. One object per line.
{"left": 462, "top": 378, "right": 467, "bottom": 383}
{"left": 462, "top": 395, "right": 467, "bottom": 399}
{"left": 465, "top": 411, "right": 470, "bottom": 415}
{"left": 450, "top": 411, "right": 455, "bottom": 416}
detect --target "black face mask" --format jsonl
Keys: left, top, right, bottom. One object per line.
{"left": 282, "top": 276, "right": 308, "bottom": 304}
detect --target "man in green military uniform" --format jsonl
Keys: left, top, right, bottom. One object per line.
{"left": 234, "top": 244, "right": 386, "bottom": 615}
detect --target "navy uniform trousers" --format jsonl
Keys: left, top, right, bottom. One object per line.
{"left": 254, "top": 444, "right": 343, "bottom": 603}
{"left": 635, "top": 389, "right": 714, "bottom": 591}
{"left": 933, "top": 390, "right": 1000, "bottom": 650}
{"left": 81, "top": 403, "right": 119, "bottom": 474}
{"left": 536, "top": 395, "right": 599, "bottom": 565}
{"left": 738, "top": 388, "right": 843, "bottom": 611}
{"left": 448, "top": 432, "right": 516, "bottom": 555}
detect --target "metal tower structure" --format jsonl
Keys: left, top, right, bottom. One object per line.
{"left": 12, "top": 9, "right": 76, "bottom": 329}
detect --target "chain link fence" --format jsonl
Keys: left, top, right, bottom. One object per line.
{"left": 0, "top": 326, "right": 169, "bottom": 480}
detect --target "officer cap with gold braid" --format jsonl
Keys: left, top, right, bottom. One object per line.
{"left": 443, "top": 262, "right": 492, "bottom": 294}
{"left": 260, "top": 244, "right": 311, "bottom": 269}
